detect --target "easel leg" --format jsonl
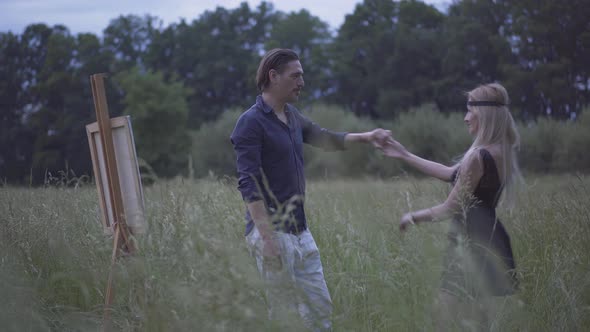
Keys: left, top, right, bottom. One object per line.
{"left": 103, "top": 225, "right": 122, "bottom": 331}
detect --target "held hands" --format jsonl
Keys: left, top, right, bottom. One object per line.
{"left": 366, "top": 128, "right": 408, "bottom": 159}
{"left": 367, "top": 128, "right": 393, "bottom": 148}
{"left": 380, "top": 137, "right": 408, "bottom": 159}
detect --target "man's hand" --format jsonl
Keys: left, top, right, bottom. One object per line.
{"left": 261, "top": 234, "right": 281, "bottom": 257}
{"left": 367, "top": 128, "right": 393, "bottom": 148}
{"left": 256, "top": 221, "right": 281, "bottom": 258}
{"left": 260, "top": 231, "right": 282, "bottom": 271}
{"left": 247, "top": 200, "right": 281, "bottom": 258}
{"left": 344, "top": 128, "right": 392, "bottom": 146}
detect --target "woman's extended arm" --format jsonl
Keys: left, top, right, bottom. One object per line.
{"left": 381, "top": 138, "right": 458, "bottom": 182}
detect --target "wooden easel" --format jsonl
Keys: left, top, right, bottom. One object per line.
{"left": 90, "top": 73, "right": 135, "bottom": 330}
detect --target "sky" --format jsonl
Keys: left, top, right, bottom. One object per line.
{"left": 0, "top": 0, "right": 450, "bottom": 35}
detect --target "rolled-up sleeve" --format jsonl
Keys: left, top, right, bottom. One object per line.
{"left": 230, "top": 115, "right": 263, "bottom": 202}
{"left": 299, "top": 113, "right": 348, "bottom": 151}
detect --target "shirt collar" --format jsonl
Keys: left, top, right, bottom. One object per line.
{"left": 256, "top": 95, "right": 291, "bottom": 114}
{"left": 256, "top": 95, "right": 273, "bottom": 114}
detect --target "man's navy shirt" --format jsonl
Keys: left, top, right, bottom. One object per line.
{"left": 230, "top": 95, "right": 347, "bottom": 236}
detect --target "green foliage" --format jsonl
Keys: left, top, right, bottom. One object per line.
{"left": 556, "top": 113, "right": 590, "bottom": 171}
{"left": 502, "top": 0, "right": 590, "bottom": 119}
{"left": 434, "top": 0, "right": 513, "bottom": 112}
{"left": 190, "top": 109, "right": 242, "bottom": 178}
{"left": 389, "top": 104, "right": 472, "bottom": 166}
{"left": 332, "top": 0, "right": 445, "bottom": 118}
{"left": 329, "top": 0, "right": 397, "bottom": 117}
{"left": 115, "top": 67, "right": 191, "bottom": 177}
{"left": 266, "top": 9, "right": 333, "bottom": 103}
{"left": 192, "top": 104, "right": 590, "bottom": 178}
{"left": 103, "top": 15, "right": 160, "bottom": 72}
{"left": 2, "top": 0, "right": 590, "bottom": 183}
{"left": 1, "top": 175, "right": 589, "bottom": 330}
{"left": 0, "top": 31, "right": 33, "bottom": 183}
{"left": 189, "top": 104, "right": 589, "bottom": 179}
{"left": 301, "top": 104, "right": 469, "bottom": 178}
{"left": 519, "top": 118, "right": 564, "bottom": 173}
{"left": 520, "top": 111, "right": 590, "bottom": 173}
{"left": 0, "top": 24, "right": 118, "bottom": 185}
{"left": 302, "top": 105, "right": 378, "bottom": 177}
{"left": 168, "top": 3, "right": 274, "bottom": 127}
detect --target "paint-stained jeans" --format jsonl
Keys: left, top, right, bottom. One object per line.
{"left": 246, "top": 227, "right": 333, "bottom": 331}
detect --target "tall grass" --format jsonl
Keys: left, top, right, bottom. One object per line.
{"left": 1, "top": 174, "right": 589, "bottom": 331}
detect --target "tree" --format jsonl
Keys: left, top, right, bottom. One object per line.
{"left": 0, "top": 31, "right": 34, "bottom": 183}
{"left": 103, "top": 15, "right": 160, "bottom": 73}
{"left": 503, "top": 0, "right": 590, "bottom": 119}
{"left": 25, "top": 25, "right": 98, "bottom": 183}
{"left": 114, "top": 67, "right": 191, "bottom": 177}
{"left": 168, "top": 2, "right": 273, "bottom": 128}
{"left": 331, "top": 0, "right": 397, "bottom": 117}
{"left": 265, "top": 9, "right": 333, "bottom": 103}
{"left": 1, "top": 24, "right": 117, "bottom": 184}
{"left": 376, "top": 0, "right": 445, "bottom": 118}
{"left": 434, "top": 0, "right": 513, "bottom": 112}
{"left": 331, "top": 0, "right": 444, "bottom": 118}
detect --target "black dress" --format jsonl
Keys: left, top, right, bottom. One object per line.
{"left": 441, "top": 148, "right": 518, "bottom": 298}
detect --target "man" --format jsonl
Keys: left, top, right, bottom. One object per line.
{"left": 230, "top": 48, "right": 390, "bottom": 331}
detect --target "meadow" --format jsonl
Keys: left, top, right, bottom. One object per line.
{"left": 1, "top": 174, "right": 589, "bottom": 331}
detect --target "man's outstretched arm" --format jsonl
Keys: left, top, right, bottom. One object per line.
{"left": 344, "top": 129, "right": 392, "bottom": 147}
{"left": 298, "top": 110, "right": 391, "bottom": 150}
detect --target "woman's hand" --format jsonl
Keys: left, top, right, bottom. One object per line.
{"left": 399, "top": 213, "right": 415, "bottom": 232}
{"left": 381, "top": 138, "right": 408, "bottom": 159}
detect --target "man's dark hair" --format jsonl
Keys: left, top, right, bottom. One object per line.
{"left": 256, "top": 48, "right": 299, "bottom": 92}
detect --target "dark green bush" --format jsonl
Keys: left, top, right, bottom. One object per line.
{"left": 388, "top": 104, "right": 472, "bottom": 168}
{"left": 519, "top": 118, "right": 564, "bottom": 173}
{"left": 190, "top": 105, "right": 590, "bottom": 179}
{"left": 301, "top": 105, "right": 379, "bottom": 178}
{"left": 190, "top": 110, "right": 241, "bottom": 178}
{"left": 547, "top": 112, "right": 590, "bottom": 172}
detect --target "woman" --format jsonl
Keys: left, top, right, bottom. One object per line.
{"left": 381, "top": 83, "right": 521, "bottom": 328}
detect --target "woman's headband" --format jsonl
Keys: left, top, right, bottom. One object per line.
{"left": 467, "top": 100, "right": 507, "bottom": 107}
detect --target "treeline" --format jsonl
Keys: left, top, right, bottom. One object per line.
{"left": 1, "top": 0, "right": 589, "bottom": 184}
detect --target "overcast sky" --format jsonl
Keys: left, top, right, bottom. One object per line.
{"left": 0, "top": 0, "right": 451, "bottom": 35}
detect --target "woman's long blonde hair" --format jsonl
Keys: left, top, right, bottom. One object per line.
{"left": 462, "top": 83, "right": 522, "bottom": 206}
